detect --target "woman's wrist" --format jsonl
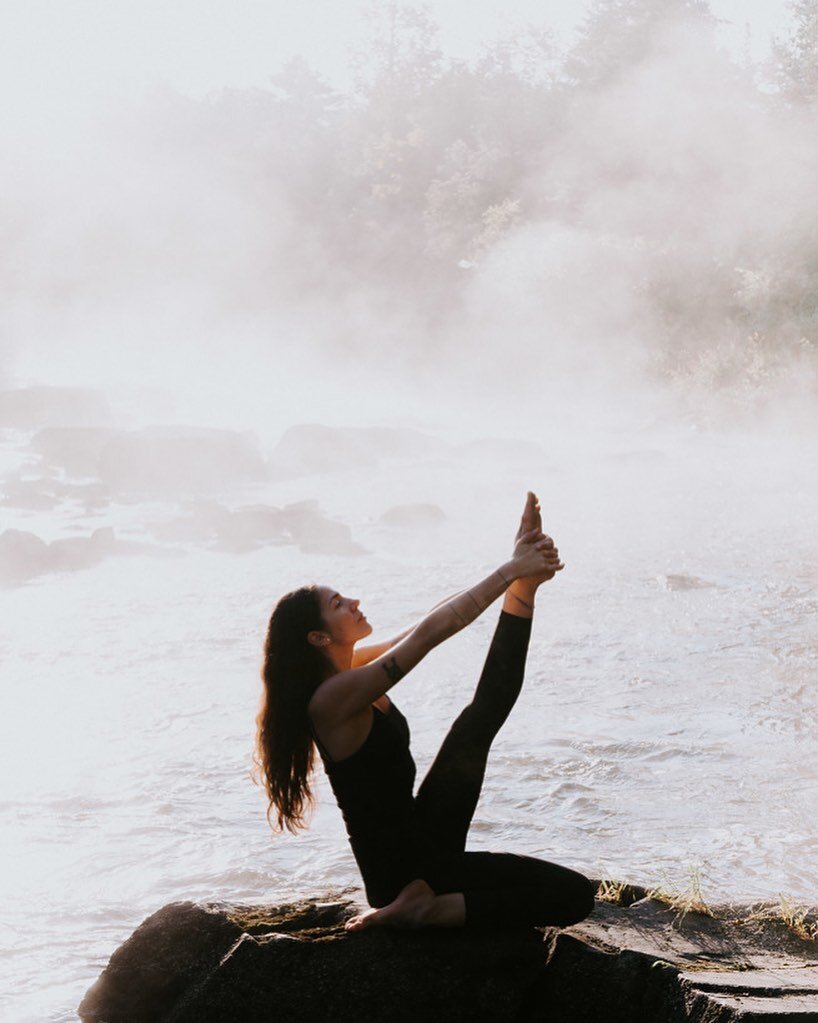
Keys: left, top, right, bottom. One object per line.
{"left": 496, "top": 561, "right": 519, "bottom": 586}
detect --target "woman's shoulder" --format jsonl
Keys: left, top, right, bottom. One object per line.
{"left": 309, "top": 682, "right": 377, "bottom": 763}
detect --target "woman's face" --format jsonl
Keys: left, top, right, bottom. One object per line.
{"left": 315, "top": 585, "right": 373, "bottom": 647}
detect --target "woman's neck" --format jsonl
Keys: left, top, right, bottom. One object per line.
{"left": 326, "top": 643, "right": 354, "bottom": 674}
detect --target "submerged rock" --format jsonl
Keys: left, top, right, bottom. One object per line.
{"left": 379, "top": 503, "right": 446, "bottom": 528}
{"left": 97, "top": 428, "right": 268, "bottom": 497}
{"left": 79, "top": 887, "right": 818, "bottom": 1022}
{"left": 0, "top": 473, "right": 109, "bottom": 512}
{"left": 662, "top": 574, "right": 716, "bottom": 591}
{"left": 149, "top": 502, "right": 288, "bottom": 553}
{"left": 148, "top": 501, "right": 362, "bottom": 555}
{"left": 280, "top": 500, "right": 365, "bottom": 556}
{"left": 31, "top": 427, "right": 121, "bottom": 478}
{"left": 28, "top": 426, "right": 268, "bottom": 497}
{"left": 0, "top": 529, "right": 51, "bottom": 583}
{"left": 0, "top": 526, "right": 161, "bottom": 585}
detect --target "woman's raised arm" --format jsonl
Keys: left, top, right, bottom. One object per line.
{"left": 309, "top": 530, "right": 557, "bottom": 724}
{"left": 350, "top": 587, "right": 476, "bottom": 667}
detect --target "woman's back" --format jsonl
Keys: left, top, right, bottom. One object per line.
{"left": 316, "top": 701, "right": 425, "bottom": 906}
{"left": 317, "top": 701, "right": 416, "bottom": 831}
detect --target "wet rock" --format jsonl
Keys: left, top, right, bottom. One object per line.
{"left": 96, "top": 428, "right": 268, "bottom": 497}
{"left": 0, "top": 475, "right": 110, "bottom": 512}
{"left": 149, "top": 501, "right": 360, "bottom": 554}
{"left": 0, "top": 476, "right": 62, "bottom": 511}
{"left": 49, "top": 529, "right": 113, "bottom": 572}
{"left": 280, "top": 500, "right": 364, "bottom": 555}
{"left": 0, "top": 386, "right": 112, "bottom": 429}
{"left": 217, "top": 504, "right": 289, "bottom": 552}
{"left": 28, "top": 426, "right": 268, "bottom": 497}
{"left": 78, "top": 897, "right": 547, "bottom": 1023}
{"left": 662, "top": 574, "right": 716, "bottom": 591}
{"left": 79, "top": 889, "right": 818, "bottom": 1023}
{"left": 270, "top": 424, "right": 439, "bottom": 477}
{"left": 80, "top": 902, "right": 244, "bottom": 1023}
{"left": 379, "top": 503, "right": 446, "bottom": 528}
{"left": 150, "top": 502, "right": 288, "bottom": 552}
{"left": 544, "top": 892, "right": 818, "bottom": 1021}
{"left": 31, "top": 427, "right": 121, "bottom": 478}
{"left": 0, "top": 529, "right": 51, "bottom": 583}
{"left": 0, "top": 526, "right": 161, "bottom": 585}
{"left": 149, "top": 502, "right": 229, "bottom": 544}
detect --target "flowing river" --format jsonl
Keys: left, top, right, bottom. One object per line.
{"left": 1, "top": 410, "right": 816, "bottom": 1021}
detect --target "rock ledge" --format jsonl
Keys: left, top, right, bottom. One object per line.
{"left": 79, "top": 886, "right": 818, "bottom": 1022}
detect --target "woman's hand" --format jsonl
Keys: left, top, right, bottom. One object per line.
{"left": 509, "top": 528, "right": 563, "bottom": 580}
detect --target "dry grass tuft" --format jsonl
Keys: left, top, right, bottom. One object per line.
{"left": 740, "top": 897, "right": 818, "bottom": 942}
{"left": 647, "top": 864, "right": 714, "bottom": 921}
{"left": 596, "top": 878, "right": 632, "bottom": 905}
{"left": 779, "top": 898, "right": 818, "bottom": 942}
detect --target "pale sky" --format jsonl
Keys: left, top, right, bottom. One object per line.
{"left": 0, "top": 0, "right": 794, "bottom": 140}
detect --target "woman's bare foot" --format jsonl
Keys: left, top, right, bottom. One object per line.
{"left": 506, "top": 492, "right": 563, "bottom": 617}
{"left": 344, "top": 879, "right": 465, "bottom": 932}
{"left": 515, "top": 490, "right": 542, "bottom": 541}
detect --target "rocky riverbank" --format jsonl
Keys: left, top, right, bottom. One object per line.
{"left": 79, "top": 884, "right": 818, "bottom": 1022}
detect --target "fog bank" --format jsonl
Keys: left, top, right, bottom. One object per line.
{"left": 2, "top": 2, "right": 816, "bottom": 437}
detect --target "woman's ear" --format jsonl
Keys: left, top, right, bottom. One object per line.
{"left": 307, "top": 630, "right": 330, "bottom": 648}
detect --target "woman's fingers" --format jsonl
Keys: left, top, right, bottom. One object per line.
{"left": 536, "top": 539, "right": 559, "bottom": 554}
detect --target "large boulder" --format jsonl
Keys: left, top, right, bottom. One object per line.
{"left": 379, "top": 503, "right": 446, "bottom": 528}
{"left": 280, "top": 500, "right": 364, "bottom": 555}
{"left": 30, "top": 427, "right": 121, "bottom": 478}
{"left": 0, "top": 526, "right": 160, "bottom": 584}
{"left": 79, "top": 887, "right": 818, "bottom": 1023}
{"left": 27, "top": 426, "right": 268, "bottom": 496}
{"left": 0, "top": 473, "right": 109, "bottom": 512}
{"left": 149, "top": 502, "right": 289, "bottom": 552}
{"left": 0, "top": 529, "right": 51, "bottom": 584}
{"left": 78, "top": 897, "right": 548, "bottom": 1023}
{"left": 148, "top": 500, "right": 361, "bottom": 555}
{"left": 97, "top": 428, "right": 269, "bottom": 497}
{"left": 542, "top": 887, "right": 818, "bottom": 1022}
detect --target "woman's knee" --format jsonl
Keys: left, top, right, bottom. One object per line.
{"left": 559, "top": 874, "right": 596, "bottom": 926}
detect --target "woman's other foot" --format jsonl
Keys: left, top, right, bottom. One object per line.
{"left": 344, "top": 880, "right": 465, "bottom": 931}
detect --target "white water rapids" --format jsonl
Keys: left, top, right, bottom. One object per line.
{"left": 1, "top": 409, "right": 816, "bottom": 1022}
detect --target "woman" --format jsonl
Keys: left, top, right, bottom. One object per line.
{"left": 256, "top": 492, "right": 595, "bottom": 931}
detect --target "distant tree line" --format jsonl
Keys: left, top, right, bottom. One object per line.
{"left": 156, "top": 0, "right": 818, "bottom": 394}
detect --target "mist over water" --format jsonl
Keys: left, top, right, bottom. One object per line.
{"left": 2, "top": 2, "right": 818, "bottom": 1020}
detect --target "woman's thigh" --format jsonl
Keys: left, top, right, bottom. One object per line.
{"left": 423, "top": 850, "right": 596, "bottom": 928}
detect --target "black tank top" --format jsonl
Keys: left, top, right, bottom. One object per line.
{"left": 317, "top": 701, "right": 417, "bottom": 837}
{"left": 317, "top": 701, "right": 441, "bottom": 905}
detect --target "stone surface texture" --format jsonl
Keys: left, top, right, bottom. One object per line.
{"left": 79, "top": 887, "right": 818, "bottom": 1023}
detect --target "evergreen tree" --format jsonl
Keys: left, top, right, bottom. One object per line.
{"left": 774, "top": 0, "right": 818, "bottom": 104}
{"left": 564, "top": 0, "right": 716, "bottom": 88}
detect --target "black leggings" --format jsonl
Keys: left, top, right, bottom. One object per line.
{"left": 368, "top": 611, "right": 595, "bottom": 928}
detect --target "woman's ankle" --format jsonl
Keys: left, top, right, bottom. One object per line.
{"left": 503, "top": 580, "right": 538, "bottom": 618}
{"left": 426, "top": 892, "right": 466, "bottom": 927}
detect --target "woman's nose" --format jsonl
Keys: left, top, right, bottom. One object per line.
{"left": 350, "top": 598, "right": 360, "bottom": 611}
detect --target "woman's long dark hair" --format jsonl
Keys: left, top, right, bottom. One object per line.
{"left": 254, "top": 585, "right": 330, "bottom": 833}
